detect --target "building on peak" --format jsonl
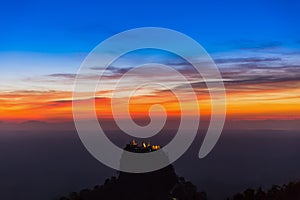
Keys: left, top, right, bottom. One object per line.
{"left": 130, "top": 139, "right": 138, "bottom": 146}
{"left": 125, "top": 140, "right": 160, "bottom": 153}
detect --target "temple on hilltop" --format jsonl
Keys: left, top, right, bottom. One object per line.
{"left": 60, "top": 140, "right": 207, "bottom": 200}
{"left": 125, "top": 139, "right": 161, "bottom": 153}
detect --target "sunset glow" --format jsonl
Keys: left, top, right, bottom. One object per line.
{"left": 1, "top": 60, "right": 300, "bottom": 123}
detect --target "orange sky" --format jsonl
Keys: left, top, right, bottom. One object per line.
{"left": 1, "top": 49, "right": 300, "bottom": 125}
{"left": 1, "top": 80, "right": 299, "bottom": 123}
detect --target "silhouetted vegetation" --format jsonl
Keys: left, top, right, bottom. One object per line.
{"left": 228, "top": 180, "right": 300, "bottom": 200}
{"left": 60, "top": 141, "right": 206, "bottom": 200}
{"left": 60, "top": 140, "right": 300, "bottom": 200}
{"left": 59, "top": 174, "right": 206, "bottom": 200}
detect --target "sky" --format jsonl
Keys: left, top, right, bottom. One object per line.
{"left": 0, "top": 0, "right": 300, "bottom": 127}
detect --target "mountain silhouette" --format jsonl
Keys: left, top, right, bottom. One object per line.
{"left": 60, "top": 140, "right": 207, "bottom": 200}
{"left": 228, "top": 180, "right": 300, "bottom": 200}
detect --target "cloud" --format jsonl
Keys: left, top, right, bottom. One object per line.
{"left": 48, "top": 73, "right": 77, "bottom": 79}
{"left": 217, "top": 63, "right": 300, "bottom": 92}
{"left": 90, "top": 65, "right": 131, "bottom": 73}
{"left": 214, "top": 57, "right": 282, "bottom": 64}
{"left": 47, "top": 73, "right": 109, "bottom": 81}
{"left": 231, "top": 39, "right": 282, "bottom": 50}
{"left": 174, "top": 59, "right": 300, "bottom": 94}
{"left": 85, "top": 53, "right": 300, "bottom": 95}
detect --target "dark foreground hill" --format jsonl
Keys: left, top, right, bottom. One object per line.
{"left": 60, "top": 140, "right": 207, "bottom": 200}
{"left": 228, "top": 180, "right": 300, "bottom": 200}
{"left": 59, "top": 140, "right": 300, "bottom": 200}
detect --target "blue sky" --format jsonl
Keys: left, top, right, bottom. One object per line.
{"left": 0, "top": 0, "right": 300, "bottom": 92}
{"left": 1, "top": 0, "right": 299, "bottom": 53}
{"left": 1, "top": 0, "right": 300, "bottom": 123}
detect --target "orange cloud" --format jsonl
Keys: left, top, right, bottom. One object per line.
{"left": 1, "top": 77, "right": 300, "bottom": 124}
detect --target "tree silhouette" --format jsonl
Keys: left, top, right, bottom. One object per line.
{"left": 60, "top": 141, "right": 207, "bottom": 200}
{"left": 229, "top": 181, "right": 300, "bottom": 200}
